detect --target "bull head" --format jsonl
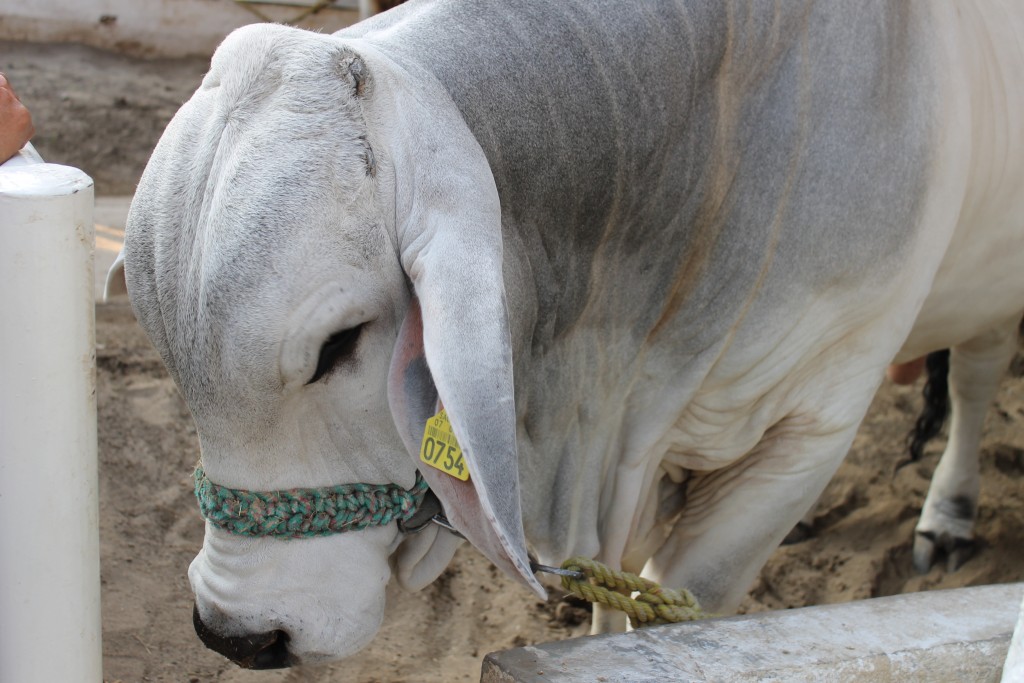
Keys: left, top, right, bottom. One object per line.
{"left": 110, "top": 23, "right": 543, "bottom": 667}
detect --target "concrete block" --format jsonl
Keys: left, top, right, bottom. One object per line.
{"left": 482, "top": 583, "right": 1024, "bottom": 682}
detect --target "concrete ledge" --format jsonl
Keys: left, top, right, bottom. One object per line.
{"left": 482, "top": 583, "right": 1024, "bottom": 682}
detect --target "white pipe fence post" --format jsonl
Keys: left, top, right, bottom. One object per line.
{"left": 0, "top": 145, "right": 102, "bottom": 682}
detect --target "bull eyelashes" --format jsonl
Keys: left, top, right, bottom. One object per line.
{"left": 307, "top": 324, "right": 364, "bottom": 384}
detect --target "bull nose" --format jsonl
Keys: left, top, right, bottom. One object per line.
{"left": 192, "top": 603, "right": 291, "bottom": 669}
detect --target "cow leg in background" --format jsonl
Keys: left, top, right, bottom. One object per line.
{"left": 913, "top": 316, "right": 1021, "bottom": 573}
{"left": 590, "top": 604, "right": 627, "bottom": 635}
{"left": 641, "top": 422, "right": 868, "bottom": 614}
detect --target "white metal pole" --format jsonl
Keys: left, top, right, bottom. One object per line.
{"left": 0, "top": 147, "right": 102, "bottom": 682}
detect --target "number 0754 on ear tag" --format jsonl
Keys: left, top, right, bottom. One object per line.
{"left": 419, "top": 409, "right": 470, "bottom": 481}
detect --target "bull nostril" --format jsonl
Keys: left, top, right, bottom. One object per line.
{"left": 192, "top": 603, "right": 292, "bottom": 669}
{"left": 250, "top": 629, "right": 290, "bottom": 669}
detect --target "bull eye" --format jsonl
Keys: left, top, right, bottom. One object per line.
{"left": 307, "top": 324, "right": 363, "bottom": 385}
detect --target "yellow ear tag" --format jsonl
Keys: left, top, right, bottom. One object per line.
{"left": 419, "top": 409, "right": 470, "bottom": 481}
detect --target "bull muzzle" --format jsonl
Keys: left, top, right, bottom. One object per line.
{"left": 193, "top": 604, "right": 292, "bottom": 669}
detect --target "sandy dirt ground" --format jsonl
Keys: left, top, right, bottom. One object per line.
{"left": 4, "top": 38, "right": 1023, "bottom": 683}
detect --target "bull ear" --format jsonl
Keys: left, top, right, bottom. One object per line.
{"left": 104, "top": 248, "right": 128, "bottom": 300}
{"left": 388, "top": 298, "right": 544, "bottom": 599}
{"left": 360, "top": 38, "right": 544, "bottom": 598}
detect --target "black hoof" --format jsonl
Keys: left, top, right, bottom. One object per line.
{"left": 912, "top": 530, "right": 975, "bottom": 574}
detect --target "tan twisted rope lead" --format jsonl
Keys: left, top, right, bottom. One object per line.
{"left": 559, "top": 556, "right": 710, "bottom": 628}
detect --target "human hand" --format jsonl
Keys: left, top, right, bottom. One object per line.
{"left": 0, "top": 73, "right": 35, "bottom": 163}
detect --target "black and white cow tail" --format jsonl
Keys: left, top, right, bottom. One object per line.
{"left": 904, "top": 349, "right": 951, "bottom": 464}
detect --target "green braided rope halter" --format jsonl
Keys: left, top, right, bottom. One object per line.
{"left": 193, "top": 466, "right": 430, "bottom": 539}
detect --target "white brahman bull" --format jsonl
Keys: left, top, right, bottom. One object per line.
{"left": 107, "top": 0, "right": 1024, "bottom": 671}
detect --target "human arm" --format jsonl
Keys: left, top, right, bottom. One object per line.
{"left": 0, "top": 73, "right": 35, "bottom": 163}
